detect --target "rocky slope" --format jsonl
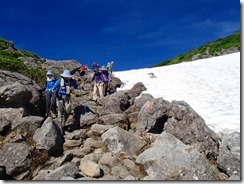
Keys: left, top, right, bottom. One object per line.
{"left": 0, "top": 65, "right": 240, "bottom": 180}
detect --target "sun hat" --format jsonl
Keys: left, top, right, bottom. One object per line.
{"left": 46, "top": 70, "right": 54, "bottom": 76}
{"left": 60, "top": 69, "right": 72, "bottom": 78}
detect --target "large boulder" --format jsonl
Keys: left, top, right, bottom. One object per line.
{"left": 0, "top": 70, "right": 39, "bottom": 88}
{"left": 0, "top": 143, "right": 32, "bottom": 179}
{"left": 0, "top": 108, "right": 25, "bottom": 135}
{"left": 11, "top": 116, "right": 44, "bottom": 134}
{"left": 137, "top": 97, "right": 170, "bottom": 134}
{"left": 101, "top": 127, "right": 147, "bottom": 155}
{"left": 0, "top": 83, "right": 32, "bottom": 105}
{"left": 164, "top": 100, "right": 220, "bottom": 160}
{"left": 136, "top": 132, "right": 219, "bottom": 180}
{"left": 98, "top": 113, "right": 129, "bottom": 130}
{"left": 97, "top": 92, "right": 131, "bottom": 115}
{"left": 0, "top": 70, "right": 41, "bottom": 104}
{"left": 33, "top": 118, "right": 64, "bottom": 156}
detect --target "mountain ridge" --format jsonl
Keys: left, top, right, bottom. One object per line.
{"left": 152, "top": 31, "right": 240, "bottom": 67}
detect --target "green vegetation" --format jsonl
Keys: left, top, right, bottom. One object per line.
{"left": 0, "top": 37, "right": 46, "bottom": 84}
{"left": 153, "top": 31, "right": 240, "bottom": 67}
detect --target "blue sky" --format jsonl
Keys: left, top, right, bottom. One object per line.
{"left": 0, "top": 0, "right": 240, "bottom": 71}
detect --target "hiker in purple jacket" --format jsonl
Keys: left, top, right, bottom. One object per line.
{"left": 100, "top": 66, "right": 111, "bottom": 96}
{"left": 91, "top": 68, "right": 105, "bottom": 101}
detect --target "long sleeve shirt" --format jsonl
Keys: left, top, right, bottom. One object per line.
{"left": 52, "top": 78, "right": 78, "bottom": 95}
{"left": 92, "top": 71, "right": 105, "bottom": 83}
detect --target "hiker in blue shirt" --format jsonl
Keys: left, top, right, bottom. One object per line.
{"left": 38, "top": 70, "right": 58, "bottom": 118}
{"left": 91, "top": 67, "right": 105, "bottom": 101}
{"left": 52, "top": 69, "right": 78, "bottom": 124}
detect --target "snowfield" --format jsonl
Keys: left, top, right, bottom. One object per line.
{"left": 114, "top": 52, "right": 240, "bottom": 135}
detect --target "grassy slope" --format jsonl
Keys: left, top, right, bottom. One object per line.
{"left": 152, "top": 31, "right": 240, "bottom": 67}
{"left": 0, "top": 38, "right": 46, "bottom": 84}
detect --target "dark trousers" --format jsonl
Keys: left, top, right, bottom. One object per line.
{"left": 45, "top": 92, "right": 57, "bottom": 117}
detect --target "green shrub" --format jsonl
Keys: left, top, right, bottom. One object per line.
{"left": 0, "top": 37, "right": 46, "bottom": 85}
{"left": 153, "top": 31, "right": 240, "bottom": 67}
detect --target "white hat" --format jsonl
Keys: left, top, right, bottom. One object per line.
{"left": 46, "top": 70, "right": 54, "bottom": 76}
{"left": 60, "top": 70, "right": 72, "bottom": 78}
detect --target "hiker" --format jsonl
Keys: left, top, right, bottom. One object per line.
{"left": 91, "top": 67, "right": 105, "bottom": 102}
{"left": 38, "top": 70, "right": 58, "bottom": 118}
{"left": 92, "top": 62, "right": 100, "bottom": 71}
{"left": 100, "top": 65, "right": 111, "bottom": 96}
{"left": 52, "top": 69, "right": 78, "bottom": 124}
{"left": 107, "top": 61, "right": 114, "bottom": 74}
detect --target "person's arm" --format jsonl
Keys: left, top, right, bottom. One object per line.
{"left": 71, "top": 79, "right": 79, "bottom": 89}
{"left": 37, "top": 81, "right": 47, "bottom": 93}
{"left": 52, "top": 78, "right": 61, "bottom": 91}
{"left": 70, "top": 66, "right": 82, "bottom": 75}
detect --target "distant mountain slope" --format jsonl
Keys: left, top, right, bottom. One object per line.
{"left": 0, "top": 37, "right": 46, "bottom": 84}
{"left": 153, "top": 31, "right": 240, "bottom": 67}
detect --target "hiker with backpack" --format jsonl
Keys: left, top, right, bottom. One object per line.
{"left": 91, "top": 66, "right": 105, "bottom": 102}
{"left": 92, "top": 62, "right": 100, "bottom": 71}
{"left": 107, "top": 61, "right": 114, "bottom": 74}
{"left": 100, "top": 65, "right": 111, "bottom": 96}
{"left": 38, "top": 70, "right": 58, "bottom": 118}
{"left": 51, "top": 69, "right": 78, "bottom": 125}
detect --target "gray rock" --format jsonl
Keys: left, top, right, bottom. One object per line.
{"left": 228, "top": 175, "right": 240, "bottom": 180}
{"left": 128, "top": 82, "right": 147, "bottom": 99}
{"left": 19, "top": 57, "right": 42, "bottom": 69}
{"left": 0, "top": 143, "right": 32, "bottom": 178}
{"left": 79, "top": 112, "right": 97, "bottom": 128}
{"left": 192, "top": 53, "right": 201, "bottom": 60}
{"left": 11, "top": 116, "right": 44, "bottom": 134}
{"left": 101, "top": 127, "right": 147, "bottom": 155}
{"left": 91, "top": 124, "right": 114, "bottom": 136}
{"left": 41, "top": 59, "right": 81, "bottom": 75}
{"left": 79, "top": 160, "right": 101, "bottom": 178}
{"left": 98, "top": 113, "right": 129, "bottom": 130}
{"left": 217, "top": 132, "right": 240, "bottom": 176}
{"left": 137, "top": 97, "right": 170, "bottom": 134}
{"left": 0, "top": 108, "right": 25, "bottom": 134}
{"left": 0, "top": 83, "right": 32, "bottom": 104}
{"left": 97, "top": 92, "right": 131, "bottom": 115}
{"left": 111, "top": 165, "right": 130, "bottom": 179}
{"left": 0, "top": 69, "right": 39, "bottom": 88}
{"left": 33, "top": 163, "right": 79, "bottom": 180}
{"left": 33, "top": 117, "right": 64, "bottom": 156}
{"left": 165, "top": 100, "right": 220, "bottom": 160}
{"left": 0, "top": 70, "right": 40, "bottom": 104}
{"left": 136, "top": 132, "right": 219, "bottom": 180}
